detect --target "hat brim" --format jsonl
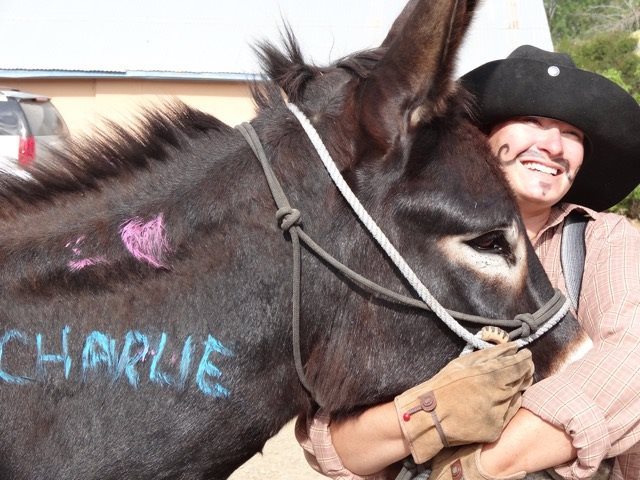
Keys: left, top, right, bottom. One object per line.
{"left": 460, "top": 57, "right": 640, "bottom": 211}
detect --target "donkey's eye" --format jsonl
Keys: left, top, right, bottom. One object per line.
{"left": 467, "top": 231, "right": 511, "bottom": 255}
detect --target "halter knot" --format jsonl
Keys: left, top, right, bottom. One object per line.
{"left": 514, "top": 313, "right": 537, "bottom": 337}
{"left": 276, "top": 207, "right": 301, "bottom": 231}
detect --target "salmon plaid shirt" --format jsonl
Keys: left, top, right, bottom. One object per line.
{"left": 297, "top": 203, "right": 640, "bottom": 480}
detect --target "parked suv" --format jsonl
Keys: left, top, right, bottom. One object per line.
{"left": 0, "top": 88, "right": 69, "bottom": 177}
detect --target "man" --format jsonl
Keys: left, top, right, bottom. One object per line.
{"left": 297, "top": 46, "right": 640, "bottom": 480}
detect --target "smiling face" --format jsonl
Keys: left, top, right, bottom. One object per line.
{"left": 488, "top": 116, "right": 585, "bottom": 211}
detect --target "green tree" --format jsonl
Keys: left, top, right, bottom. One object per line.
{"left": 545, "top": 0, "right": 640, "bottom": 101}
{"left": 545, "top": 0, "right": 606, "bottom": 39}
{"left": 545, "top": 0, "right": 640, "bottom": 39}
{"left": 557, "top": 30, "right": 640, "bottom": 102}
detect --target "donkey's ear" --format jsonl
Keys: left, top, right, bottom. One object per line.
{"left": 360, "top": 0, "right": 478, "bottom": 149}
{"left": 379, "top": 0, "right": 420, "bottom": 48}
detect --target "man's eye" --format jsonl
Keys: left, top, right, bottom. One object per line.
{"left": 563, "top": 130, "right": 584, "bottom": 142}
{"left": 467, "top": 231, "right": 510, "bottom": 254}
{"left": 522, "top": 117, "right": 542, "bottom": 127}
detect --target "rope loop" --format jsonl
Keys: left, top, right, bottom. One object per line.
{"left": 514, "top": 313, "right": 536, "bottom": 337}
{"left": 276, "top": 207, "right": 301, "bottom": 231}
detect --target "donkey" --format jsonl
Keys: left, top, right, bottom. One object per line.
{"left": 0, "top": 1, "right": 591, "bottom": 479}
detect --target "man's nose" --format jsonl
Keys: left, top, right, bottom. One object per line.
{"left": 538, "top": 128, "right": 564, "bottom": 158}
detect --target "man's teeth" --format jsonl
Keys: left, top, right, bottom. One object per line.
{"left": 522, "top": 161, "right": 559, "bottom": 175}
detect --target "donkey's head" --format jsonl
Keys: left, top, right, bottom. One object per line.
{"left": 253, "top": 0, "right": 585, "bottom": 414}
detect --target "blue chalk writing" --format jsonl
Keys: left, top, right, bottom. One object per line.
{"left": 149, "top": 332, "right": 173, "bottom": 386}
{"left": 116, "top": 331, "right": 149, "bottom": 388}
{"left": 82, "top": 331, "right": 117, "bottom": 380}
{"left": 1, "top": 327, "right": 233, "bottom": 397}
{"left": 0, "top": 330, "right": 31, "bottom": 385}
{"left": 177, "top": 336, "right": 193, "bottom": 389}
{"left": 196, "top": 335, "right": 233, "bottom": 397}
{"left": 36, "top": 325, "right": 72, "bottom": 380}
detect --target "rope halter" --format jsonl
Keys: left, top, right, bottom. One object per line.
{"left": 236, "top": 104, "right": 571, "bottom": 402}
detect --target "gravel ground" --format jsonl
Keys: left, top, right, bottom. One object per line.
{"left": 229, "top": 420, "right": 327, "bottom": 480}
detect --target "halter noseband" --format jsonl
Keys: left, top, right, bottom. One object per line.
{"left": 236, "top": 106, "right": 570, "bottom": 403}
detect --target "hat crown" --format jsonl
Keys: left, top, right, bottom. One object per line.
{"left": 508, "top": 45, "right": 576, "bottom": 68}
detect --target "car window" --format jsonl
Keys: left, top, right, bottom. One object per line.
{"left": 20, "top": 100, "right": 68, "bottom": 136}
{"left": 0, "top": 102, "right": 22, "bottom": 136}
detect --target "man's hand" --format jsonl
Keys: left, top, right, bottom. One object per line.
{"left": 429, "top": 445, "right": 525, "bottom": 480}
{"left": 394, "top": 342, "right": 533, "bottom": 464}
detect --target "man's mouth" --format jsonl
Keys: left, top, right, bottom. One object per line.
{"left": 520, "top": 160, "right": 560, "bottom": 176}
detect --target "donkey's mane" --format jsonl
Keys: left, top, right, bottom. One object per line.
{"left": 253, "top": 27, "right": 386, "bottom": 107}
{"left": 0, "top": 29, "right": 386, "bottom": 218}
{"left": 0, "top": 103, "right": 227, "bottom": 212}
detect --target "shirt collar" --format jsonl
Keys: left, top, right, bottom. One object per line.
{"left": 533, "top": 202, "right": 598, "bottom": 243}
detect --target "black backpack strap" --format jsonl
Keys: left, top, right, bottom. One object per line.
{"left": 394, "top": 458, "right": 430, "bottom": 480}
{"left": 560, "top": 211, "right": 590, "bottom": 310}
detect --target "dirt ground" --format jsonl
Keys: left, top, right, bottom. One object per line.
{"left": 229, "top": 420, "right": 327, "bottom": 480}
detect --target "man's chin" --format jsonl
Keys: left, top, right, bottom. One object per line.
{"left": 516, "top": 192, "right": 564, "bottom": 211}
{"left": 518, "top": 182, "right": 572, "bottom": 207}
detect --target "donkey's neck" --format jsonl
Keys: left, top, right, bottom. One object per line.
{"left": 0, "top": 119, "right": 265, "bottom": 291}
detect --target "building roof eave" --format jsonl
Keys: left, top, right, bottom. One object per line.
{"left": 0, "top": 70, "right": 265, "bottom": 82}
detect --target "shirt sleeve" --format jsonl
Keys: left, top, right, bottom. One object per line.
{"left": 522, "top": 215, "right": 640, "bottom": 479}
{"left": 295, "top": 412, "right": 389, "bottom": 480}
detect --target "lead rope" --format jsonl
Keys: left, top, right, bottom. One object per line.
{"left": 284, "top": 103, "right": 571, "bottom": 352}
{"left": 236, "top": 122, "right": 314, "bottom": 397}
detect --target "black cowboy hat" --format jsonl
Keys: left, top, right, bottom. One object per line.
{"left": 459, "top": 45, "right": 640, "bottom": 212}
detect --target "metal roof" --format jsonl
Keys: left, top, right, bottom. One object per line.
{"left": 0, "top": 0, "right": 552, "bottom": 80}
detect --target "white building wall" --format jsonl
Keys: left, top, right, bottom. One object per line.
{"left": 0, "top": 0, "right": 553, "bottom": 132}
{"left": 1, "top": 0, "right": 552, "bottom": 78}
{"left": 458, "top": 0, "right": 553, "bottom": 76}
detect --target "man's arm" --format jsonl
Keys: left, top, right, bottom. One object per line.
{"left": 331, "top": 404, "right": 577, "bottom": 477}
{"left": 332, "top": 401, "right": 410, "bottom": 475}
{"left": 300, "top": 344, "right": 533, "bottom": 479}
{"left": 331, "top": 343, "right": 533, "bottom": 475}
{"left": 479, "top": 409, "right": 576, "bottom": 475}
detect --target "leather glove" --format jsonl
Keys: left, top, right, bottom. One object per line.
{"left": 429, "top": 445, "right": 526, "bottom": 480}
{"left": 394, "top": 342, "right": 533, "bottom": 464}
